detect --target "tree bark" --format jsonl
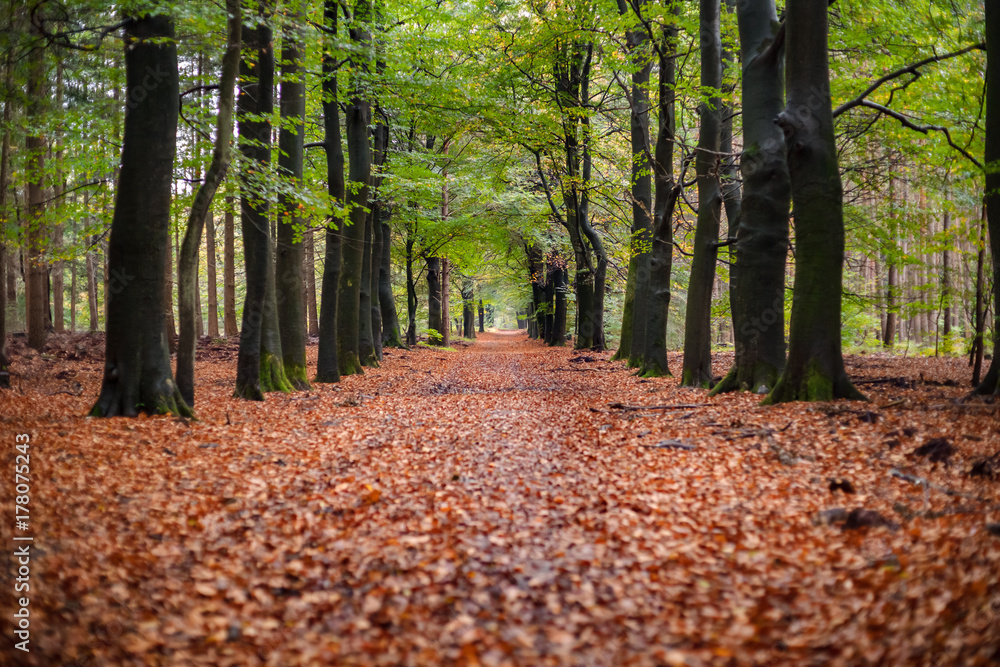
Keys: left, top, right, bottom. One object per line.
{"left": 478, "top": 298, "right": 485, "bottom": 333}
{"left": 973, "top": 0, "right": 1000, "bottom": 395}
{"left": 711, "top": 0, "right": 791, "bottom": 395}
{"left": 305, "top": 229, "right": 318, "bottom": 336}
{"left": 442, "top": 257, "right": 451, "bottom": 347}
{"left": 223, "top": 197, "right": 239, "bottom": 336}
{"left": 764, "top": 0, "right": 865, "bottom": 404}
{"left": 315, "top": 0, "right": 344, "bottom": 383}
{"left": 176, "top": 0, "right": 240, "bottom": 405}
{"left": 276, "top": 4, "right": 310, "bottom": 390}
{"left": 336, "top": 0, "right": 372, "bottom": 375}
{"left": 235, "top": 15, "right": 290, "bottom": 399}
{"left": 0, "top": 60, "right": 8, "bottom": 387}
{"left": 681, "top": 0, "right": 723, "bottom": 387}
{"left": 86, "top": 235, "right": 98, "bottom": 332}
{"left": 206, "top": 208, "right": 219, "bottom": 338}
{"left": 461, "top": 276, "right": 475, "bottom": 339}
{"left": 91, "top": 13, "right": 190, "bottom": 418}
{"left": 25, "top": 33, "right": 47, "bottom": 351}
{"left": 379, "top": 211, "right": 404, "bottom": 347}
{"left": 427, "top": 255, "right": 442, "bottom": 343}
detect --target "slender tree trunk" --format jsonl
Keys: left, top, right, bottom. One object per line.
{"left": 711, "top": 0, "right": 790, "bottom": 395}
{"left": 427, "top": 255, "right": 442, "bottom": 342}
{"left": 942, "top": 208, "right": 952, "bottom": 341}
{"left": 87, "top": 236, "right": 98, "bottom": 332}
{"left": 359, "top": 200, "right": 377, "bottom": 364}
{"left": 0, "top": 67, "right": 8, "bottom": 387}
{"left": 206, "top": 209, "right": 219, "bottom": 337}
{"left": 681, "top": 0, "right": 723, "bottom": 387}
{"left": 336, "top": 0, "right": 372, "bottom": 376}
{"left": 276, "top": 4, "right": 310, "bottom": 390}
{"left": 972, "top": 202, "right": 987, "bottom": 385}
{"left": 613, "top": 0, "right": 651, "bottom": 363}
{"left": 52, "top": 58, "right": 65, "bottom": 333}
{"left": 223, "top": 197, "right": 239, "bottom": 336}
{"left": 91, "top": 13, "right": 190, "bottom": 417}
{"left": 235, "top": 16, "right": 288, "bottom": 399}
{"left": 379, "top": 211, "right": 404, "bottom": 347}
{"left": 405, "top": 227, "right": 417, "bottom": 346}
{"left": 478, "top": 298, "right": 485, "bottom": 333}
{"left": 315, "top": 0, "right": 344, "bottom": 383}
{"left": 176, "top": 0, "right": 240, "bottom": 405}
{"left": 70, "top": 250, "right": 76, "bottom": 332}
{"left": 442, "top": 257, "right": 451, "bottom": 347}
{"left": 305, "top": 229, "right": 318, "bottom": 336}
{"left": 25, "top": 35, "right": 47, "bottom": 351}
{"left": 164, "top": 226, "right": 177, "bottom": 352}
{"left": 764, "top": 0, "right": 865, "bottom": 404}
{"left": 461, "top": 276, "right": 475, "bottom": 339}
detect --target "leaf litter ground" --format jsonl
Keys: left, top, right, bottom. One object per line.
{"left": 1, "top": 330, "right": 999, "bottom": 666}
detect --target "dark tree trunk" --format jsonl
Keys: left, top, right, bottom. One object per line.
{"left": 235, "top": 17, "right": 290, "bottom": 399}
{"left": 276, "top": 5, "right": 310, "bottom": 390}
{"left": 305, "top": 229, "right": 319, "bottom": 336}
{"left": 176, "top": 0, "right": 240, "bottom": 405}
{"left": 613, "top": 0, "right": 651, "bottom": 364}
{"left": 206, "top": 211, "right": 219, "bottom": 338}
{"left": 316, "top": 0, "right": 344, "bottom": 383}
{"left": 681, "top": 0, "right": 723, "bottom": 387}
{"left": 882, "top": 178, "right": 898, "bottom": 347}
{"left": 461, "top": 276, "right": 475, "bottom": 339}
{"left": 711, "top": 0, "right": 791, "bottom": 396}
{"left": 91, "top": 14, "right": 189, "bottom": 417}
{"left": 405, "top": 226, "right": 417, "bottom": 346}
{"left": 0, "top": 63, "right": 8, "bottom": 388}
{"left": 971, "top": 203, "right": 987, "bottom": 386}
{"left": 379, "top": 212, "right": 404, "bottom": 348}
{"left": 478, "top": 298, "right": 485, "bottom": 333}
{"left": 973, "top": 2, "right": 1000, "bottom": 395}
{"left": 336, "top": 0, "right": 371, "bottom": 375}
{"left": 427, "top": 255, "right": 442, "bottom": 343}
{"left": 86, "top": 234, "right": 98, "bottom": 332}
{"left": 526, "top": 240, "right": 546, "bottom": 340}
{"left": 442, "top": 257, "right": 451, "bottom": 347}
{"left": 633, "top": 12, "right": 679, "bottom": 378}
{"left": 361, "top": 113, "right": 388, "bottom": 366}
{"left": 223, "top": 197, "right": 239, "bottom": 336}
{"left": 764, "top": 0, "right": 865, "bottom": 404}
{"left": 25, "top": 35, "right": 47, "bottom": 351}
{"left": 359, "top": 202, "right": 378, "bottom": 365}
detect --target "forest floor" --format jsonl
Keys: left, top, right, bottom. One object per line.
{"left": 1, "top": 330, "right": 999, "bottom": 666}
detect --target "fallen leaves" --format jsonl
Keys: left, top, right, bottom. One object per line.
{"left": 1, "top": 332, "right": 999, "bottom": 665}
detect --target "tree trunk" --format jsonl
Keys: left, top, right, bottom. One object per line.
{"left": 478, "top": 298, "right": 485, "bottom": 333}
{"left": 442, "top": 257, "right": 451, "bottom": 347}
{"left": 711, "top": 0, "right": 791, "bottom": 395}
{"left": 25, "top": 35, "right": 47, "bottom": 351}
{"left": 235, "top": 16, "right": 290, "bottom": 399}
{"left": 974, "top": 0, "right": 1000, "bottom": 394}
{"left": 681, "top": 0, "right": 723, "bottom": 387}
{"left": 206, "top": 208, "right": 219, "bottom": 338}
{"left": 86, "top": 236, "right": 98, "bottom": 332}
{"left": 176, "top": 0, "right": 240, "bottom": 405}
{"left": 164, "top": 229, "right": 176, "bottom": 352}
{"left": 91, "top": 13, "right": 190, "bottom": 417}
{"left": 764, "top": 0, "right": 865, "bottom": 404}
{"left": 405, "top": 226, "right": 417, "bottom": 346}
{"left": 336, "top": 0, "right": 372, "bottom": 376}
{"left": 223, "top": 197, "right": 239, "bottom": 336}
{"left": 276, "top": 4, "right": 310, "bottom": 390}
{"left": 305, "top": 229, "right": 319, "bottom": 336}
{"left": 359, "top": 200, "right": 377, "bottom": 364}
{"left": 0, "top": 66, "right": 8, "bottom": 387}
{"left": 315, "top": 0, "right": 345, "bottom": 383}
{"left": 426, "top": 254, "right": 442, "bottom": 343}
{"left": 972, "top": 202, "right": 987, "bottom": 385}
{"left": 461, "top": 276, "right": 475, "bottom": 339}
{"left": 379, "top": 212, "right": 404, "bottom": 348}
{"left": 612, "top": 0, "right": 651, "bottom": 363}
{"left": 52, "top": 58, "right": 65, "bottom": 333}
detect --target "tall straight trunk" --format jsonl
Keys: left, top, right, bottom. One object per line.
{"left": 235, "top": 17, "right": 290, "bottom": 399}
{"left": 305, "top": 230, "right": 318, "bottom": 336}
{"left": 972, "top": 202, "right": 987, "bottom": 385}
{"left": 176, "top": 0, "right": 240, "bottom": 405}
{"left": 315, "top": 0, "right": 345, "bottom": 382}
{"left": 206, "top": 209, "right": 219, "bottom": 337}
{"left": 883, "top": 177, "right": 898, "bottom": 346}
{"left": 25, "top": 36, "right": 47, "bottom": 351}
{"left": 276, "top": 5, "right": 310, "bottom": 390}
{"left": 719, "top": 0, "right": 742, "bottom": 334}
{"left": 87, "top": 235, "right": 98, "bottom": 331}
{"left": 711, "top": 0, "right": 791, "bottom": 395}
{"left": 681, "top": 0, "right": 723, "bottom": 387}
{"left": 461, "top": 276, "right": 475, "bottom": 338}
{"left": 547, "top": 260, "right": 568, "bottom": 346}
{"left": 0, "top": 64, "right": 8, "bottom": 387}
{"left": 359, "top": 200, "right": 377, "bottom": 364}
{"left": 52, "top": 58, "right": 64, "bottom": 333}
{"left": 636, "top": 13, "right": 680, "bottom": 378}
{"left": 764, "top": 0, "right": 864, "bottom": 404}
{"left": 974, "top": 0, "right": 1000, "bottom": 394}
{"left": 478, "top": 298, "right": 485, "bottom": 333}
{"left": 942, "top": 208, "right": 952, "bottom": 339}
{"left": 379, "top": 212, "right": 404, "bottom": 347}
{"left": 336, "top": 0, "right": 372, "bottom": 375}
{"left": 164, "top": 225, "right": 177, "bottom": 352}
{"left": 223, "top": 197, "right": 239, "bottom": 336}
{"left": 91, "top": 13, "right": 190, "bottom": 417}
{"left": 442, "top": 257, "right": 451, "bottom": 347}
{"left": 613, "top": 0, "right": 651, "bottom": 363}
{"left": 526, "top": 241, "right": 546, "bottom": 340}
{"left": 360, "top": 114, "right": 388, "bottom": 365}
{"left": 70, "top": 251, "right": 76, "bottom": 332}
{"left": 426, "top": 255, "right": 442, "bottom": 341}
{"left": 405, "top": 226, "right": 417, "bottom": 346}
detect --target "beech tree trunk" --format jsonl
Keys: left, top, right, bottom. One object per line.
{"left": 461, "top": 276, "right": 475, "bottom": 339}
{"left": 176, "top": 0, "right": 240, "bottom": 406}
{"left": 25, "top": 35, "right": 47, "bottom": 351}
{"left": 336, "top": 0, "right": 372, "bottom": 375}
{"left": 427, "top": 255, "right": 442, "bottom": 343}
{"left": 681, "top": 0, "right": 723, "bottom": 387}
{"left": 973, "top": 2, "right": 1000, "bottom": 395}
{"left": 305, "top": 230, "right": 318, "bottom": 336}
{"left": 712, "top": 0, "right": 791, "bottom": 395}
{"left": 764, "top": 0, "right": 864, "bottom": 404}
{"left": 276, "top": 5, "right": 310, "bottom": 390}
{"left": 223, "top": 198, "right": 239, "bottom": 337}
{"left": 0, "top": 68, "right": 8, "bottom": 388}
{"left": 379, "top": 212, "right": 404, "bottom": 348}
{"left": 478, "top": 298, "right": 485, "bottom": 333}
{"left": 315, "top": 0, "right": 344, "bottom": 383}
{"left": 235, "top": 16, "right": 291, "bottom": 399}
{"left": 91, "top": 13, "right": 190, "bottom": 418}
{"left": 206, "top": 210, "right": 219, "bottom": 338}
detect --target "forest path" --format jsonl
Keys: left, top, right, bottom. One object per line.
{"left": 4, "top": 331, "right": 998, "bottom": 666}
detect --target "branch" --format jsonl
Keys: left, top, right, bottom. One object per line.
{"left": 858, "top": 100, "right": 983, "bottom": 169}
{"left": 833, "top": 43, "right": 985, "bottom": 118}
